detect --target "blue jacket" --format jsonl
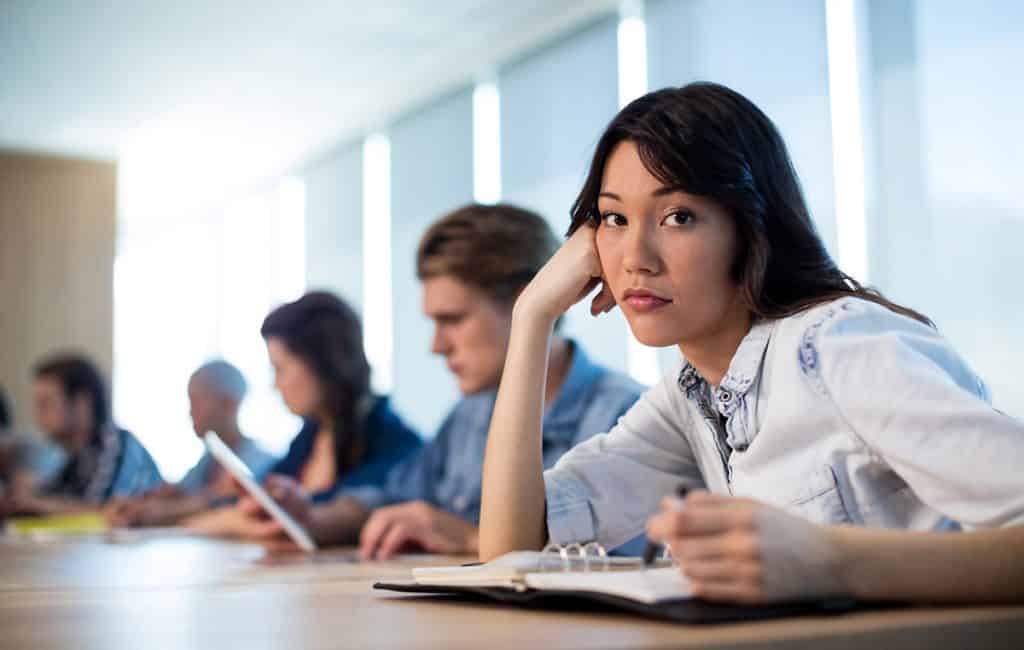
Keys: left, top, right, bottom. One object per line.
{"left": 272, "top": 396, "right": 421, "bottom": 502}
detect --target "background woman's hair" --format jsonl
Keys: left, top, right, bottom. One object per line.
{"left": 569, "top": 82, "right": 931, "bottom": 326}
{"left": 33, "top": 354, "right": 112, "bottom": 429}
{"left": 261, "top": 291, "right": 370, "bottom": 472}
{"left": 416, "top": 203, "right": 560, "bottom": 307}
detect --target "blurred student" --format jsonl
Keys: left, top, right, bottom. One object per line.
{"left": 188, "top": 291, "right": 422, "bottom": 534}
{"left": 105, "top": 360, "right": 274, "bottom": 526}
{"left": 12, "top": 354, "right": 161, "bottom": 514}
{"left": 479, "top": 82, "right": 1024, "bottom": 605}
{"left": 0, "top": 385, "right": 63, "bottom": 513}
{"left": 231, "top": 204, "right": 645, "bottom": 558}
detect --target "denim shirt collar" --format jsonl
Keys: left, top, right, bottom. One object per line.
{"left": 544, "top": 339, "right": 604, "bottom": 435}
{"left": 678, "top": 319, "right": 776, "bottom": 417}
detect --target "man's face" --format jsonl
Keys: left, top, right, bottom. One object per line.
{"left": 32, "top": 378, "right": 89, "bottom": 446}
{"left": 188, "top": 377, "right": 227, "bottom": 438}
{"left": 422, "top": 275, "right": 515, "bottom": 395}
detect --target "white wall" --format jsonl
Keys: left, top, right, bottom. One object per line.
{"left": 303, "top": 143, "right": 363, "bottom": 309}
{"left": 389, "top": 90, "right": 476, "bottom": 437}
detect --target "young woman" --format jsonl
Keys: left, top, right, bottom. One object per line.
{"left": 480, "top": 82, "right": 1024, "bottom": 605}
{"left": 187, "top": 291, "right": 422, "bottom": 534}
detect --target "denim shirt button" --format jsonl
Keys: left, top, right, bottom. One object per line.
{"left": 452, "top": 495, "right": 468, "bottom": 512}
{"left": 719, "top": 390, "right": 732, "bottom": 403}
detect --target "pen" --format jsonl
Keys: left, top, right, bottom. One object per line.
{"left": 643, "top": 485, "right": 689, "bottom": 567}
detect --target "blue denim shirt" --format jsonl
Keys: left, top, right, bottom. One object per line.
{"left": 343, "top": 341, "right": 645, "bottom": 526}
{"left": 43, "top": 426, "right": 163, "bottom": 502}
{"left": 545, "top": 298, "right": 1024, "bottom": 550}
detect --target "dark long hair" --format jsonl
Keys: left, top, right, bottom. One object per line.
{"left": 261, "top": 291, "right": 371, "bottom": 473}
{"left": 33, "top": 354, "right": 111, "bottom": 433}
{"left": 569, "top": 82, "right": 931, "bottom": 326}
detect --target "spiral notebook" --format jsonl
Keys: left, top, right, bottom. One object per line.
{"left": 374, "top": 544, "right": 874, "bottom": 624}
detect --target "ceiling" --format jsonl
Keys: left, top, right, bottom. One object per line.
{"left": 0, "top": 0, "right": 617, "bottom": 209}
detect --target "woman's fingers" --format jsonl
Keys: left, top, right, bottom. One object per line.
{"left": 681, "top": 557, "right": 763, "bottom": 585}
{"left": 648, "top": 502, "right": 753, "bottom": 541}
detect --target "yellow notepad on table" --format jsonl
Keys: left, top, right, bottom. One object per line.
{"left": 5, "top": 512, "right": 107, "bottom": 537}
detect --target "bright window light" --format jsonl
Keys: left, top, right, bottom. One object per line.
{"left": 826, "top": 0, "right": 871, "bottom": 284}
{"left": 617, "top": 0, "right": 661, "bottom": 385}
{"left": 362, "top": 133, "right": 394, "bottom": 394}
{"left": 617, "top": 0, "right": 648, "bottom": 109}
{"left": 473, "top": 81, "right": 502, "bottom": 204}
{"left": 114, "top": 171, "right": 308, "bottom": 480}
{"left": 275, "top": 177, "right": 307, "bottom": 302}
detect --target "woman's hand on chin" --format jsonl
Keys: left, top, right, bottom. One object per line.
{"left": 514, "top": 225, "right": 615, "bottom": 325}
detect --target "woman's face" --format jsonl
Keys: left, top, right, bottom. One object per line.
{"left": 595, "top": 140, "right": 744, "bottom": 349}
{"left": 266, "top": 337, "right": 322, "bottom": 417}
{"left": 421, "top": 274, "right": 514, "bottom": 395}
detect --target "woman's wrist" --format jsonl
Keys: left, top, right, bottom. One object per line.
{"left": 511, "top": 294, "right": 560, "bottom": 330}
{"left": 829, "top": 525, "right": 869, "bottom": 600}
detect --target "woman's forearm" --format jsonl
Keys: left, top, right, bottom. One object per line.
{"left": 835, "top": 525, "right": 1024, "bottom": 603}
{"left": 478, "top": 305, "right": 555, "bottom": 561}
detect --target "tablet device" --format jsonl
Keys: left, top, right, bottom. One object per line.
{"left": 203, "top": 431, "right": 317, "bottom": 552}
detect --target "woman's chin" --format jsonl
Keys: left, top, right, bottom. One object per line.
{"left": 627, "top": 324, "right": 679, "bottom": 349}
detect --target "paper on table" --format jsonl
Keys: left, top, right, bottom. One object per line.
{"left": 523, "top": 567, "right": 693, "bottom": 605}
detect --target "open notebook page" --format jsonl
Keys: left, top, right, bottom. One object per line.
{"left": 412, "top": 551, "right": 644, "bottom": 586}
{"left": 523, "top": 567, "right": 693, "bottom": 605}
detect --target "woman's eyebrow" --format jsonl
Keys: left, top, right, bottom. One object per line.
{"left": 599, "top": 187, "right": 683, "bottom": 201}
{"left": 652, "top": 185, "right": 683, "bottom": 197}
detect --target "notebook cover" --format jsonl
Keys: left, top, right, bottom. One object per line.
{"left": 374, "top": 580, "right": 881, "bottom": 624}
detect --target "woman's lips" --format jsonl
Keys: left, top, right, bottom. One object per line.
{"left": 622, "top": 289, "right": 672, "bottom": 313}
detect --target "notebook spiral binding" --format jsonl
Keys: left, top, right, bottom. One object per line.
{"left": 539, "top": 541, "right": 610, "bottom": 572}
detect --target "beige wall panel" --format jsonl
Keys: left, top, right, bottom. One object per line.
{"left": 0, "top": 151, "right": 116, "bottom": 434}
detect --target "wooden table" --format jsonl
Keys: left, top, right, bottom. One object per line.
{"left": 1, "top": 531, "right": 1023, "bottom": 649}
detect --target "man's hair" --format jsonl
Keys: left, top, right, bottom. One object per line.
{"left": 190, "top": 360, "right": 247, "bottom": 404}
{"left": 416, "top": 203, "right": 560, "bottom": 306}
{"left": 33, "top": 354, "right": 110, "bottom": 426}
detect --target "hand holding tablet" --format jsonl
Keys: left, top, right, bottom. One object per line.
{"left": 203, "top": 431, "right": 318, "bottom": 552}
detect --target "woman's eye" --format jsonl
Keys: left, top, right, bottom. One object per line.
{"left": 600, "top": 212, "right": 627, "bottom": 227}
{"left": 663, "top": 210, "right": 694, "bottom": 227}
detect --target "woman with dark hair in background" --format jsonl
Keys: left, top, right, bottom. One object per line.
{"left": 189, "top": 291, "right": 421, "bottom": 536}
{"left": 261, "top": 291, "right": 421, "bottom": 497}
{"left": 480, "top": 82, "right": 1024, "bottom": 604}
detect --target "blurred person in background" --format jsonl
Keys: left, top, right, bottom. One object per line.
{"left": 228, "top": 204, "right": 645, "bottom": 558}
{"left": 105, "top": 359, "right": 274, "bottom": 527}
{"left": 1, "top": 384, "right": 58, "bottom": 515}
{"left": 187, "top": 291, "right": 422, "bottom": 535}
{"left": 1, "top": 385, "right": 62, "bottom": 516}
{"left": 11, "top": 354, "right": 162, "bottom": 514}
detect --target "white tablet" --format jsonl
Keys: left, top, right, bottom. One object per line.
{"left": 203, "top": 431, "right": 317, "bottom": 552}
